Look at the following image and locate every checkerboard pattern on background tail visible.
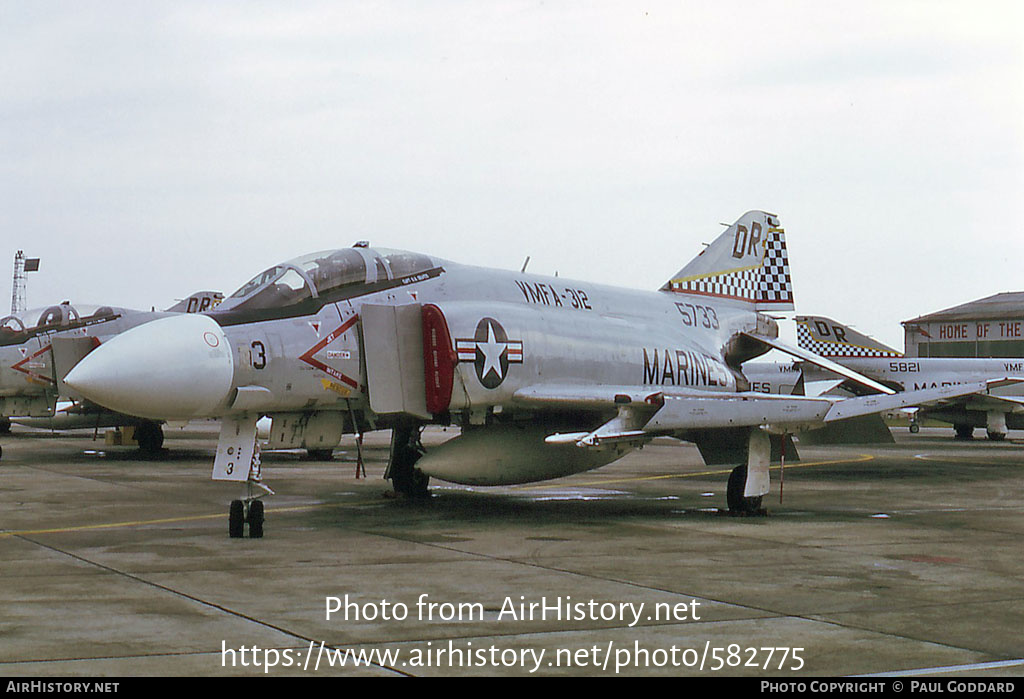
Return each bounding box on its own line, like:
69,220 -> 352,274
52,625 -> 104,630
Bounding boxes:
796,322 -> 902,358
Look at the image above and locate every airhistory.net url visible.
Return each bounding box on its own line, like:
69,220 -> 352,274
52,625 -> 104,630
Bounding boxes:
220,640 -> 806,674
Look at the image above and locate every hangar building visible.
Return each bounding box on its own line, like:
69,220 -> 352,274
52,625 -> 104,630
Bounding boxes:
902,291 -> 1024,358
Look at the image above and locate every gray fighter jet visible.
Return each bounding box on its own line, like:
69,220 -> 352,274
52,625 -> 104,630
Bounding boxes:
0,292 -> 222,451
795,315 -> 1024,440
60,212 -> 1008,537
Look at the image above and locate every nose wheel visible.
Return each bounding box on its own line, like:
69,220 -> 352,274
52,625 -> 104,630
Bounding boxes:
214,415 -> 272,538
229,480 -> 272,538
229,497 -> 265,538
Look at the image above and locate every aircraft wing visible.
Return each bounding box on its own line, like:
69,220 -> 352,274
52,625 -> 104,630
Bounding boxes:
958,386 -> 1024,413
640,384 -> 1000,430
518,384 -> 833,447
515,379 -> 1019,447
742,332 -> 896,395
820,380 -> 1010,422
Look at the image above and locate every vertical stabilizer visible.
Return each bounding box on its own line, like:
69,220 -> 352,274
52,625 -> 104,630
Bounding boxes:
166,290 -> 225,313
795,315 -> 903,358
661,210 -> 793,311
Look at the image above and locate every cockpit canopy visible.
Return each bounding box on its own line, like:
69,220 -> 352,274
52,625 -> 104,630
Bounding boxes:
0,303 -> 119,343
218,247 -> 437,313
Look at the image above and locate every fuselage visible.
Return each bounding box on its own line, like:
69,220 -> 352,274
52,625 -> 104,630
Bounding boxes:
834,357 -> 1024,395
207,253 -> 772,424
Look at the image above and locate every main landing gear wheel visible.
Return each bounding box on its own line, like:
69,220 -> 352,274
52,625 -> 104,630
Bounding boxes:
909,423 -> 920,433
726,464 -> 763,515
306,448 -> 334,461
392,467 -> 430,498
229,499 -> 265,538
954,424 -> 974,440
136,420 -> 164,454
0,417 -> 10,434
987,431 -> 1006,441
387,420 -> 430,498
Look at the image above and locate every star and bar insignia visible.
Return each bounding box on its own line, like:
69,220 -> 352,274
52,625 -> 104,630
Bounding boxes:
455,317 -> 523,389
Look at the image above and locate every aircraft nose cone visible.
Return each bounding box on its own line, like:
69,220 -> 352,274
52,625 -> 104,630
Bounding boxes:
64,314 -> 235,420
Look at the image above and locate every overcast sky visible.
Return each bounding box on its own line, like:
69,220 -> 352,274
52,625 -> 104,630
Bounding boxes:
2,1 -> 1022,349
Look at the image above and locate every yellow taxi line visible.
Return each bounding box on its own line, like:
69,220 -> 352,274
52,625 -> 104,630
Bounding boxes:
1,455 -> 876,537
0,502 -> 359,539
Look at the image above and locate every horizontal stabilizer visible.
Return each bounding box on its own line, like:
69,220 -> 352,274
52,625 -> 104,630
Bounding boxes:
743,332 -> 896,395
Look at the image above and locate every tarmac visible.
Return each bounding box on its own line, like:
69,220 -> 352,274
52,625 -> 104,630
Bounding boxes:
1,422 -> 1023,677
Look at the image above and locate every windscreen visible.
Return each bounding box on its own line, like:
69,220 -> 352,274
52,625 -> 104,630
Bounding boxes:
224,264 -> 315,312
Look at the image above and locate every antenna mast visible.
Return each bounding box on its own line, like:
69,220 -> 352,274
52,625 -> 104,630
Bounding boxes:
11,250 -> 25,314
11,251 -> 39,314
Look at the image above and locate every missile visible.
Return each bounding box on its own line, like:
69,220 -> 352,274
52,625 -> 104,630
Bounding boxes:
64,314 -> 234,420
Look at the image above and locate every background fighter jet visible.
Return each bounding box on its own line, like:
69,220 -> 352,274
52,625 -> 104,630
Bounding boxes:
0,292 -> 223,452
794,315 -> 1024,440
61,211 -> 1008,537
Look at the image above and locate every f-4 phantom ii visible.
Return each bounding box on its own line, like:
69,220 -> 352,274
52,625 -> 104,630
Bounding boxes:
0,292 -> 223,452
60,211 -> 1012,537
795,315 -> 1024,440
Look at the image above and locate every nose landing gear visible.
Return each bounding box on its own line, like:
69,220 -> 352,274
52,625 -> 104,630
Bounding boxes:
229,460 -> 273,539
